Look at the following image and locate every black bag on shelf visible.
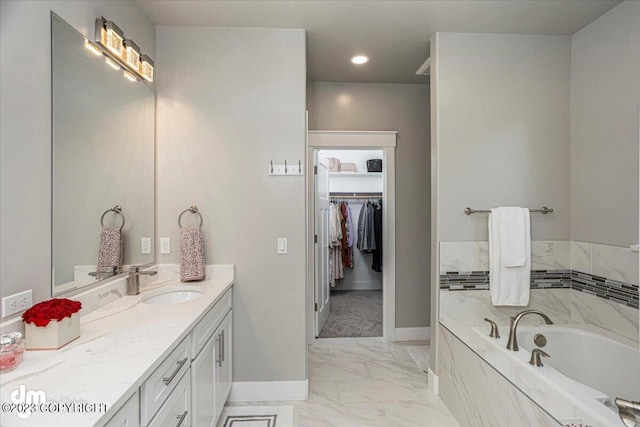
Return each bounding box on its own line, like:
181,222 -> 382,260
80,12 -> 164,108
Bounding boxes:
366,159 -> 382,172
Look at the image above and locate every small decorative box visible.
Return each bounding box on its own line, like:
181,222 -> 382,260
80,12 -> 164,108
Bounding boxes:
22,299 -> 82,350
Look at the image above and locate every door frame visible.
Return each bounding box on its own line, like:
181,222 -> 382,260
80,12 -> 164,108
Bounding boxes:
306,131 -> 397,345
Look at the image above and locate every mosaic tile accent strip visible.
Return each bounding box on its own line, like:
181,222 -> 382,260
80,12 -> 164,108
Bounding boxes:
439,270 -> 571,292
440,269 -> 639,309
571,270 -> 638,309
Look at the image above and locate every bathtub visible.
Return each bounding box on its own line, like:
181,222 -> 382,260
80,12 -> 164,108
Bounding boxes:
472,323 -> 640,426
516,325 -> 640,402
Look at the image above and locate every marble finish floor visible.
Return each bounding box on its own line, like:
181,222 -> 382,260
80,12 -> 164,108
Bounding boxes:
229,338 -> 460,426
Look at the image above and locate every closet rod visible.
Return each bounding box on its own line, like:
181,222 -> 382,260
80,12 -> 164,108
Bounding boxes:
330,192 -> 382,199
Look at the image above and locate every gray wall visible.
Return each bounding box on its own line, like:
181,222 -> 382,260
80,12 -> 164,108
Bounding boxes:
433,33 -> 571,242
156,27 -> 307,382
570,0 -> 640,247
307,82 -> 431,328
0,1 -> 155,308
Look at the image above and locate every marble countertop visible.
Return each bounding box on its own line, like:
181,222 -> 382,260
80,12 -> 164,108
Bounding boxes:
441,320 -> 627,427
0,265 -> 234,427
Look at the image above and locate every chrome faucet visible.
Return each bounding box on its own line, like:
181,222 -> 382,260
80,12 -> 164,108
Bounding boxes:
506,310 -> 553,351
127,266 -> 157,295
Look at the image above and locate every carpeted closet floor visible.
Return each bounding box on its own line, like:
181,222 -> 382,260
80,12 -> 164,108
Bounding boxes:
319,290 -> 382,338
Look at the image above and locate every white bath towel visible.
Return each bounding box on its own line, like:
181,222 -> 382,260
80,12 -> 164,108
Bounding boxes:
489,207 -> 531,306
498,207 -> 528,267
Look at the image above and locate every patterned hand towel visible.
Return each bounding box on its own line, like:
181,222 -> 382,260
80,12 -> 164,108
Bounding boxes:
97,226 -> 123,275
179,227 -> 205,282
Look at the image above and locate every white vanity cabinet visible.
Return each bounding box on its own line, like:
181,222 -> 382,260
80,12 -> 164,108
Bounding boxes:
191,289 -> 233,427
214,312 -> 232,414
103,391 -> 139,427
148,369 -> 191,427
99,285 -> 233,427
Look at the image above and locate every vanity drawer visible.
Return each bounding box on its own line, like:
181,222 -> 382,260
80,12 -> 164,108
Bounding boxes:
148,368 -> 191,427
192,288 -> 232,357
141,335 -> 191,425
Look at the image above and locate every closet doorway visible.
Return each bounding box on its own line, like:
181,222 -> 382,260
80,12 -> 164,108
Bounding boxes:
307,131 -> 397,343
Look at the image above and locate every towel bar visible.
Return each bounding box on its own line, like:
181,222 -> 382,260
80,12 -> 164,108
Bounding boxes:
100,205 -> 125,230
464,206 -> 553,216
178,205 -> 203,228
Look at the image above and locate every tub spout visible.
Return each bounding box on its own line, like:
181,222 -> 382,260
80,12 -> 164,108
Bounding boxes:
506,310 -> 553,351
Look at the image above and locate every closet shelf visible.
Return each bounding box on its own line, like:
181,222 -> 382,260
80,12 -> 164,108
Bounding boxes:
329,172 -> 382,177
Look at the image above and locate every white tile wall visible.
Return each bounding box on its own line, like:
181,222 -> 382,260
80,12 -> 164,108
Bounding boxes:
440,241 -> 573,273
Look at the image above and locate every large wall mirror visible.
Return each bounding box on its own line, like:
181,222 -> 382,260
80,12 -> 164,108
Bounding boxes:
52,13 -> 154,295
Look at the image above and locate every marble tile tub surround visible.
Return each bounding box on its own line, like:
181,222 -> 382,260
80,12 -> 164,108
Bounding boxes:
438,323 -> 626,427
0,265 -> 234,426
440,240 -> 639,286
439,240 -> 571,272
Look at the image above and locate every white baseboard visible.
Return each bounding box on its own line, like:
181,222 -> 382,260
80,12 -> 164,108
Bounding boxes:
428,368 -> 439,395
228,380 -> 308,402
395,327 -> 431,341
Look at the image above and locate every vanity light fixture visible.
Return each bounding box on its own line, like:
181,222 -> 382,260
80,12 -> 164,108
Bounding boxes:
105,57 -> 120,71
95,17 -> 154,84
123,39 -> 141,71
140,54 -> 154,82
351,55 -> 369,65
98,18 -> 124,58
84,39 -> 102,56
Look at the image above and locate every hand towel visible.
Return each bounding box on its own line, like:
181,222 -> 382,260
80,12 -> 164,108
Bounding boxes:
96,226 -> 123,274
179,227 -> 206,282
489,207 -> 531,306
497,207 -> 528,267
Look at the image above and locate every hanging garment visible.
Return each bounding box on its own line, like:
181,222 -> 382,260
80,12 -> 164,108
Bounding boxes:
345,203 -> 355,268
329,202 -> 344,286
364,202 -> 377,251
340,202 -> 353,269
372,200 -> 383,272
356,201 -> 366,250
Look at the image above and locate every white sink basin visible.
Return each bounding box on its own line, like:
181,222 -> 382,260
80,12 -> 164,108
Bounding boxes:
142,287 -> 203,305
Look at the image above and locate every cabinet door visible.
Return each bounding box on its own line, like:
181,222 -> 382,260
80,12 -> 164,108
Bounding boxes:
215,311 -> 233,415
103,391 -> 139,427
191,333 -> 216,427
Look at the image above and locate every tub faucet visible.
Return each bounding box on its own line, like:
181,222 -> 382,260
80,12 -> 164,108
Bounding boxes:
506,310 -> 553,351
127,266 -> 157,295
616,398 -> 640,427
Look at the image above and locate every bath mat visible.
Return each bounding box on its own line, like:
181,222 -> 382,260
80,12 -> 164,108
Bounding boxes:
406,345 -> 430,373
217,406 -> 294,427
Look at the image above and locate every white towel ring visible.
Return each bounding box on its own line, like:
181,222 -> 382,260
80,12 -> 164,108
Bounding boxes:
178,205 -> 203,228
100,205 -> 125,231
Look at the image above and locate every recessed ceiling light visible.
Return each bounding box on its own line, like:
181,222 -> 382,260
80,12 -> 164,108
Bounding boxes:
351,55 -> 369,65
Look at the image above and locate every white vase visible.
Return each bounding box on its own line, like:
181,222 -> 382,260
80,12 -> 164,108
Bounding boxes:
25,313 -> 80,350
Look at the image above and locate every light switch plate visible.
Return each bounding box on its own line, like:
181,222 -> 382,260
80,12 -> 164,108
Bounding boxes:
2,289 -> 33,318
141,237 -> 152,254
277,237 -> 288,254
160,238 -> 171,254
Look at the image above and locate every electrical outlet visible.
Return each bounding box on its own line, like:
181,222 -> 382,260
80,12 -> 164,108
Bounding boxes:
160,238 -> 171,254
141,237 -> 152,254
2,289 -> 33,318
